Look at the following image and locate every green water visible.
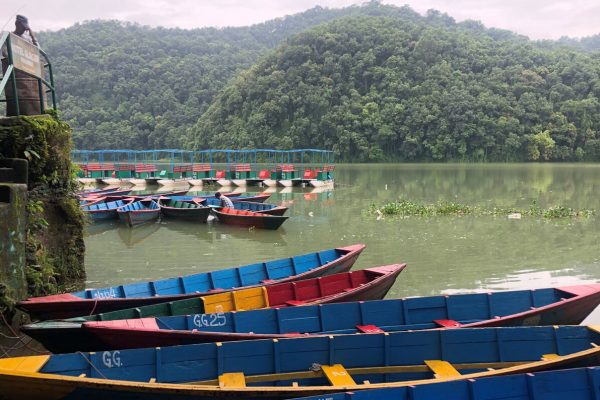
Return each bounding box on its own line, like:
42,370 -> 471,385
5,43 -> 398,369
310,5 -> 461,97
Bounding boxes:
84,163 -> 600,321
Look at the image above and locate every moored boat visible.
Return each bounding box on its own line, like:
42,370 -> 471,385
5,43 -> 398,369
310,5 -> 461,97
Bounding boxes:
291,366 -> 600,400
203,198 -> 288,215
116,199 -> 161,227
24,264 -> 404,353
5,325 -> 600,400
81,197 -> 135,221
77,185 -> 120,196
158,198 -> 211,222
213,207 -> 288,229
17,244 -> 366,319
75,283 -> 600,351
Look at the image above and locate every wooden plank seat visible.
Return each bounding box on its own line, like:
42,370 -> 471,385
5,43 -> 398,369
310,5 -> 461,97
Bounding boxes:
232,163 -> 252,172
135,164 -> 157,173
218,372 -> 246,388
425,360 -> 461,378
173,165 -> 193,173
321,364 -> 356,386
86,163 -> 115,171
192,163 -> 212,172
356,325 -> 385,334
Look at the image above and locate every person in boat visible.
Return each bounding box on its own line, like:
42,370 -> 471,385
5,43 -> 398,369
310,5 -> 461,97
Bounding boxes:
1,15 -> 42,116
215,191 -> 234,208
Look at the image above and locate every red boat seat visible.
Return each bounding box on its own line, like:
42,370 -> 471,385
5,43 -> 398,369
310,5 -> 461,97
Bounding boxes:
356,325 -> 384,334
433,319 -> 462,328
285,300 -> 306,306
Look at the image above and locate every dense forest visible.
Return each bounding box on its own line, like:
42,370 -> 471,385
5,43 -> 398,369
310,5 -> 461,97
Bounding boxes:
34,2 -> 600,161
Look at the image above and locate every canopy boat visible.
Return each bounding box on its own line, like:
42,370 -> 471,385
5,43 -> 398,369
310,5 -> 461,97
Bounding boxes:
158,198 -> 211,222
203,199 -> 288,216
117,199 -> 161,227
81,197 -> 135,221
5,325 -> 600,400
76,284 -> 600,351
17,244 -> 366,320
23,263 -> 403,353
213,207 -> 288,230
291,366 -> 600,400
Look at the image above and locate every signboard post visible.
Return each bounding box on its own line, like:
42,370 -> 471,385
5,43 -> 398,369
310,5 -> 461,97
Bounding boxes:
9,32 -> 42,78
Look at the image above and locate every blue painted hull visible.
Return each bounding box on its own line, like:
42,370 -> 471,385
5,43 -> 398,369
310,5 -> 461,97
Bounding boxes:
4,326 -> 600,400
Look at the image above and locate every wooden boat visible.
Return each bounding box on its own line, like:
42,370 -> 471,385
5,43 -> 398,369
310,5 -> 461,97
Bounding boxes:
23,264 -> 404,353
117,199 -> 161,227
171,193 -> 269,203
213,207 -> 288,229
77,185 -> 120,196
77,283 -> 600,351
5,325 -> 600,400
81,197 -> 135,221
291,366 -> 600,400
17,244 -> 366,320
78,188 -> 133,200
158,198 -> 211,222
203,198 -> 288,215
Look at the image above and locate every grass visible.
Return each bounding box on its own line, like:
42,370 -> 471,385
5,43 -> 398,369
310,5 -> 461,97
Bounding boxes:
367,200 -> 595,219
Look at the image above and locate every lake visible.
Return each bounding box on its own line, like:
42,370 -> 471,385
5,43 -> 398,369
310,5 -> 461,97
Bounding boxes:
84,163 -> 600,321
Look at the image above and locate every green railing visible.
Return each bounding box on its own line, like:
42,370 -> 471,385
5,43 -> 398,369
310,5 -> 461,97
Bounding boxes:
0,31 -> 56,115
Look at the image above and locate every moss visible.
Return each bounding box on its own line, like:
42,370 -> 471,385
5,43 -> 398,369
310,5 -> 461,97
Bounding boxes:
0,114 -> 85,306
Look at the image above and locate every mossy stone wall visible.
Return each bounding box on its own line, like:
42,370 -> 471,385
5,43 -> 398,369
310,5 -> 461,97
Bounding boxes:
0,114 -> 85,318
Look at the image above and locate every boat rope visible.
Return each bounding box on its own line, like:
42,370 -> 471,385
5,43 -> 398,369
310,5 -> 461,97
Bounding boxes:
77,351 -> 108,379
0,312 -> 48,355
88,297 -> 100,316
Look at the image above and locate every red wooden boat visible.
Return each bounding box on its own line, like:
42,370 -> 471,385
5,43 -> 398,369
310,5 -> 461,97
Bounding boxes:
74,264 -> 407,351
213,207 -> 288,229
17,244 -> 366,320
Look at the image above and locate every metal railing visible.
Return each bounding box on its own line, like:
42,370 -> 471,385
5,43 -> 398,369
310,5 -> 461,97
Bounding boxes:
0,31 -> 56,115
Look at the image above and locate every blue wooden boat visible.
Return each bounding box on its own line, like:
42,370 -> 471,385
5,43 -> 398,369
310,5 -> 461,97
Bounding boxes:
17,244 -> 366,319
80,284 -> 600,350
291,366 -> 600,400
117,199 -> 160,227
76,185 -> 120,196
3,325 -> 600,399
81,197 -> 135,221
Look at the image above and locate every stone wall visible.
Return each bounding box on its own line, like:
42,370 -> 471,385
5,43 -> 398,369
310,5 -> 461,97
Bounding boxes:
0,114 -> 85,320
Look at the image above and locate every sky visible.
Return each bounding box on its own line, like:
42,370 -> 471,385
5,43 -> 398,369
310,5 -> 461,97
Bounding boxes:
2,0 -> 600,40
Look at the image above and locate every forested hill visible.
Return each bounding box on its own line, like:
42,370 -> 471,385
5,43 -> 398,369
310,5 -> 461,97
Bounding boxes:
39,3 -> 600,161
192,14 -> 600,162
38,3 -> 428,150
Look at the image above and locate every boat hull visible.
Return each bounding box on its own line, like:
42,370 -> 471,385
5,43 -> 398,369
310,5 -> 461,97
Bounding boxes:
213,210 -> 288,229
5,326 -> 600,400
160,206 -> 210,222
126,178 -> 147,186
187,179 -> 204,186
18,244 -> 366,319
118,209 -> 160,227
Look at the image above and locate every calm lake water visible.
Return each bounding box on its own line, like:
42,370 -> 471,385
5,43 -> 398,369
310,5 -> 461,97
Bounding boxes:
84,163 -> 600,322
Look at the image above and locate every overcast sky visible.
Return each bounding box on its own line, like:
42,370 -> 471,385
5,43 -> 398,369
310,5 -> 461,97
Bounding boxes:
2,0 -> 599,40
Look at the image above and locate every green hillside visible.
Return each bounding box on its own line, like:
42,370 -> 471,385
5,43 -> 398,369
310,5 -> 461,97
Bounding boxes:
191,14 -> 600,161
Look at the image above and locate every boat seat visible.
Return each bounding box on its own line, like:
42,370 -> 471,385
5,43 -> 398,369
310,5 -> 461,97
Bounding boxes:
542,353 -> 560,360
218,372 -> 246,388
433,319 -> 462,328
321,364 -> 356,386
285,300 -> 307,306
424,360 -> 461,378
356,325 -> 384,334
